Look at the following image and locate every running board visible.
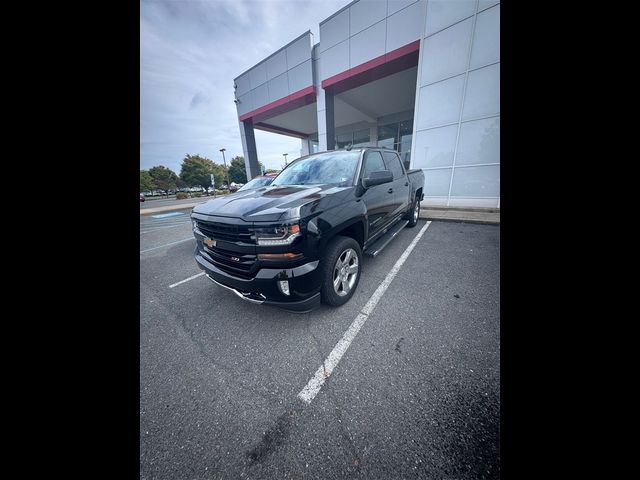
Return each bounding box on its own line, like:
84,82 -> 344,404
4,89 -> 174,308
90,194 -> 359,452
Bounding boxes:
364,220 -> 409,257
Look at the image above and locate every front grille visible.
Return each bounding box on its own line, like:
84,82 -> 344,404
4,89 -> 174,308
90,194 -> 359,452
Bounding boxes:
202,246 -> 257,280
195,220 -> 254,244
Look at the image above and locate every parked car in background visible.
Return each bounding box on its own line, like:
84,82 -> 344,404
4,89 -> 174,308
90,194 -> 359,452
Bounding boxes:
237,175 -> 276,192
140,194 -> 145,202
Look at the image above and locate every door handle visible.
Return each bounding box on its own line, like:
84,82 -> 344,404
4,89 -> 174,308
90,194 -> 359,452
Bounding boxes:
404,182 -> 409,186
388,188 -> 393,194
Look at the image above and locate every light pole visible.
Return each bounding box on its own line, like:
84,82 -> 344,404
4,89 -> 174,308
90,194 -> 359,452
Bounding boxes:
220,148 -> 231,191
283,153 -> 288,166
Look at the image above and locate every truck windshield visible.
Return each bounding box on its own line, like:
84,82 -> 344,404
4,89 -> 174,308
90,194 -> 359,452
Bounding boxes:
271,151 -> 360,186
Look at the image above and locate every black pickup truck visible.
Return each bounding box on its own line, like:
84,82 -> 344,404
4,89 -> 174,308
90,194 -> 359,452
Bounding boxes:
191,147 -> 425,312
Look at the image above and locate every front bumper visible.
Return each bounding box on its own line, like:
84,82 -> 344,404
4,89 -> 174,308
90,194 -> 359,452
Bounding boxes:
195,249 -> 322,312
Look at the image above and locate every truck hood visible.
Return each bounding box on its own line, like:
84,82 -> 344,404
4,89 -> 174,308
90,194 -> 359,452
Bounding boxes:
192,184 -> 348,222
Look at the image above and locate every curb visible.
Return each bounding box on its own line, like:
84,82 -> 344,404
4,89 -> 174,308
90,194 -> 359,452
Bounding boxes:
419,208 -> 500,225
140,202 -> 204,215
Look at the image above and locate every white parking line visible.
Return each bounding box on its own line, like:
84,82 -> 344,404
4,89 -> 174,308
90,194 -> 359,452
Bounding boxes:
140,222 -> 192,235
169,272 -> 205,288
151,212 -> 185,219
140,237 -> 194,254
297,221 -> 432,404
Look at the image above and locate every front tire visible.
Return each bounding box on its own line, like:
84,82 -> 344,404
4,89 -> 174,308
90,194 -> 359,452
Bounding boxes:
320,236 -> 362,307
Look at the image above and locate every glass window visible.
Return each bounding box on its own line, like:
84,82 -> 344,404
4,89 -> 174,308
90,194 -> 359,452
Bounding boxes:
336,132 -> 352,149
271,151 -> 360,186
399,150 -> 411,167
238,176 -> 274,191
353,129 -> 370,147
309,134 -> 319,154
362,151 -> 386,178
382,151 -> 403,179
377,124 -> 397,149
399,119 -> 413,153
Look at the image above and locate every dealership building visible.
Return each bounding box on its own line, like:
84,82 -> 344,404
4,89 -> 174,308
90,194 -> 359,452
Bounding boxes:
234,0 -> 499,208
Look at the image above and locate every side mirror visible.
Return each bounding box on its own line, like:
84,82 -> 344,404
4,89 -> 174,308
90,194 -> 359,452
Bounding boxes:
362,170 -> 393,188
403,159 -> 410,170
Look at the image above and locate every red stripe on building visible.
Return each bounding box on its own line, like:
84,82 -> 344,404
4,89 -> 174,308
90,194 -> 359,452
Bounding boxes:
239,85 -> 316,122
321,40 -> 421,90
254,122 -> 309,138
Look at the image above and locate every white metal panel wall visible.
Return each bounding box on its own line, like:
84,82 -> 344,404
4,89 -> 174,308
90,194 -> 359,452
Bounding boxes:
286,35 -> 312,69
236,92 -> 253,117
288,59 -> 313,93
235,74 -> 251,96
318,0 -> 424,82
388,0 -> 419,16
249,62 -> 267,89
251,83 -> 269,109
420,17 -> 473,84
386,1 -> 424,52
266,50 -> 287,80
319,8 -> 350,52
234,32 -> 313,118
411,1 -> 500,208
350,20 -> 386,67
425,0 -> 476,36
478,0 -> 499,11
350,0 -> 387,36
320,40 -> 350,79
268,73 -> 289,103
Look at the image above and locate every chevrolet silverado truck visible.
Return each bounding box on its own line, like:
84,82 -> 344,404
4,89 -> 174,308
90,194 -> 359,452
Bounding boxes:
191,147 -> 425,312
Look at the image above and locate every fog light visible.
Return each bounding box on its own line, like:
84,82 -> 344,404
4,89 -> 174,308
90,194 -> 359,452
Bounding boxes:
278,280 -> 290,296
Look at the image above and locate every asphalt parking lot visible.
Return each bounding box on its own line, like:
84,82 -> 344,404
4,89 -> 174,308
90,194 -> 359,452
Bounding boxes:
140,210 -> 500,479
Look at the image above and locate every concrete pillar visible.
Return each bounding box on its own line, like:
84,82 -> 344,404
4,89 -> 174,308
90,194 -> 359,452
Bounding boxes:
300,137 -> 310,157
325,90 -> 335,150
241,119 -> 261,180
315,88 -> 327,151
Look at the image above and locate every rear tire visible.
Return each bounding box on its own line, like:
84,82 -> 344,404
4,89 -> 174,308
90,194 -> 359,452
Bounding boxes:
320,236 -> 362,307
406,194 -> 421,228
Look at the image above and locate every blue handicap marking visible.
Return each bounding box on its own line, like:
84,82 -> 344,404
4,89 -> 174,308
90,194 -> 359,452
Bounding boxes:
151,212 -> 185,219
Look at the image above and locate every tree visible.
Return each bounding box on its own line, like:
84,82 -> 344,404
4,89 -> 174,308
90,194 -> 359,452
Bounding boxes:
211,162 -> 228,188
140,170 -> 154,193
148,165 -> 178,196
228,156 -> 264,183
179,154 -> 225,189
228,156 -> 247,184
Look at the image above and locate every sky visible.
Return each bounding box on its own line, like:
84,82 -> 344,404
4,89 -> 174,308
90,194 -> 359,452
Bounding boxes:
140,0 -> 350,175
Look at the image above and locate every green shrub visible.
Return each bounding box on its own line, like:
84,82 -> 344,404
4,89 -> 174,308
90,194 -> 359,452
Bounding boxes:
193,192 -> 202,198
176,192 -> 188,200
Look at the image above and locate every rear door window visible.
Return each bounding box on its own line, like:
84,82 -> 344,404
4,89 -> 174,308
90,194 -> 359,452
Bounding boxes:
382,151 -> 404,179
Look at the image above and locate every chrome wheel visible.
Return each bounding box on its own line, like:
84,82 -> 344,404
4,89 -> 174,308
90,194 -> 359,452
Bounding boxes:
333,248 -> 359,296
413,199 -> 420,222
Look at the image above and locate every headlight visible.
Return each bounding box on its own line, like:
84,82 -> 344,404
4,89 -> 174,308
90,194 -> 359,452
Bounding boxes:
191,218 -> 198,230
254,224 -> 301,246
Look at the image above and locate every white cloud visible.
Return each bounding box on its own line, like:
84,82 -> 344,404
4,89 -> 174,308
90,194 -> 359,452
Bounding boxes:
140,0 -> 349,175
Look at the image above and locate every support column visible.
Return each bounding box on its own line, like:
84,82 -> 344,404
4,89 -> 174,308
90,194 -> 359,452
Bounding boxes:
300,137 -> 310,157
325,89 -> 335,151
241,119 -> 261,180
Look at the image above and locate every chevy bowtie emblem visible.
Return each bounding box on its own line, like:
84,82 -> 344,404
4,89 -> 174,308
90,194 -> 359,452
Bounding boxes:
230,256 -> 240,262
203,237 -> 216,248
